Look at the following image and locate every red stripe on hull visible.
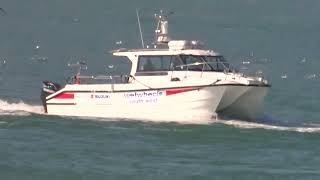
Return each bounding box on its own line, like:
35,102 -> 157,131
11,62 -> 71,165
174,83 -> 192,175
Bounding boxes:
54,93 -> 74,99
166,88 -> 195,96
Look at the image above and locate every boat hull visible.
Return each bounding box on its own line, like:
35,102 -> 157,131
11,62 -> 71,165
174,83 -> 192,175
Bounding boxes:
43,84 -> 268,122
216,85 -> 269,120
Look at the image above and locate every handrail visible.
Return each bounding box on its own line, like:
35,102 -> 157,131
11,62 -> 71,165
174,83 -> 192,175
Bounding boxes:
174,61 -> 232,72
170,61 -> 241,81
68,74 -> 130,84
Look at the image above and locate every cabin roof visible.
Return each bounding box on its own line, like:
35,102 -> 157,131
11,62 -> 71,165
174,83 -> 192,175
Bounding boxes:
112,48 -> 220,57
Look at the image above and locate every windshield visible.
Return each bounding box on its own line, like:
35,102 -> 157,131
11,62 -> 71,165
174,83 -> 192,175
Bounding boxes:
136,55 -> 231,72
180,55 -> 231,72
204,56 -> 230,72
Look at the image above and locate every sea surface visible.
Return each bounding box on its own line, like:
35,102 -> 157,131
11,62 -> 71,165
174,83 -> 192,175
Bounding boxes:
1,0 -> 320,179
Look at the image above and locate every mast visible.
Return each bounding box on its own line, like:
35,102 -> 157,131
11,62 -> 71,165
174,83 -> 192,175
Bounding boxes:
136,9 -> 145,48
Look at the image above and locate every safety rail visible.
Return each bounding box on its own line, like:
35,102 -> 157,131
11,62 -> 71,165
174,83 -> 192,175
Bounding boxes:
174,61 -> 233,72
171,61 -> 236,78
69,75 -> 130,84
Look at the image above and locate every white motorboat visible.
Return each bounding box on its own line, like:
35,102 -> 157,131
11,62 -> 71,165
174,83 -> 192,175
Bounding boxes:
41,11 -> 270,121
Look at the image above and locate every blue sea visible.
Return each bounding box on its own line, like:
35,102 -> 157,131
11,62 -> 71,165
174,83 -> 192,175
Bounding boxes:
1,0 -> 320,179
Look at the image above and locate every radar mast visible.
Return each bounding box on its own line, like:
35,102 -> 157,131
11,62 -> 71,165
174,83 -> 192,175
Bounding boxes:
154,10 -> 173,45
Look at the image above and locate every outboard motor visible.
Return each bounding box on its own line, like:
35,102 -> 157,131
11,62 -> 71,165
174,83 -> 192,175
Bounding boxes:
41,81 -> 61,113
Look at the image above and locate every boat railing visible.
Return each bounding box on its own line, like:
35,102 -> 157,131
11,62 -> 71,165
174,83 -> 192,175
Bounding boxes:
175,61 -> 233,72
172,61 -> 235,77
167,61 -> 249,82
69,74 -> 130,84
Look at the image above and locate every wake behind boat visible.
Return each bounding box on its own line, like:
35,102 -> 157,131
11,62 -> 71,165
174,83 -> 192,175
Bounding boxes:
41,11 -> 270,121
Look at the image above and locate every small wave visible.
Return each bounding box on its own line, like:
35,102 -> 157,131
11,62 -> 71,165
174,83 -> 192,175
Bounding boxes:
74,115 -> 320,133
216,120 -> 320,133
0,99 -> 44,116
75,115 -> 213,125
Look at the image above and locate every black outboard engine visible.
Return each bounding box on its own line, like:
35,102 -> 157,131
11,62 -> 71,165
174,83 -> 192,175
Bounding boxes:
41,81 -> 61,113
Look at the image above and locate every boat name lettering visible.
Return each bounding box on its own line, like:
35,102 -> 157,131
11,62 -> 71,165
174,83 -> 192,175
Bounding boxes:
91,94 -> 110,99
124,91 -> 163,98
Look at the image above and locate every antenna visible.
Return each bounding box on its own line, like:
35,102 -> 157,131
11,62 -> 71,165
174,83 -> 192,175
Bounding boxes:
154,10 -> 173,45
136,9 -> 145,48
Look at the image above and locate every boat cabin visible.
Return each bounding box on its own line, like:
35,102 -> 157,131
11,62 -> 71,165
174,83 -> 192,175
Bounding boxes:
112,40 -> 232,77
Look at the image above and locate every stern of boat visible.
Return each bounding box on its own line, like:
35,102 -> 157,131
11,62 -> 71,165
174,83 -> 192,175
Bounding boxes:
41,81 -> 61,113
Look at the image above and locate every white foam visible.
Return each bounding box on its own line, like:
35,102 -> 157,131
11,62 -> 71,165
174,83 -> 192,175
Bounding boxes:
216,119 -> 320,133
79,116 -> 320,133
72,114 -> 213,125
0,99 -> 44,116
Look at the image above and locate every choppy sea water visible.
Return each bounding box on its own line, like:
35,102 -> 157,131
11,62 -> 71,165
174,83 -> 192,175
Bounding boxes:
1,0 -> 320,179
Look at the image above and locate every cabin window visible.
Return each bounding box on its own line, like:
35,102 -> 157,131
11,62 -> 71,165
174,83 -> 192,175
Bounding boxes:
136,55 -> 230,72
180,55 -> 205,71
205,56 -> 230,72
137,55 -> 183,72
170,56 -> 186,70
